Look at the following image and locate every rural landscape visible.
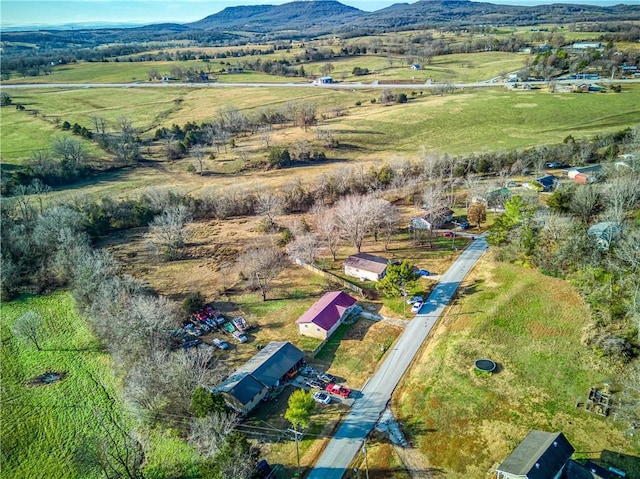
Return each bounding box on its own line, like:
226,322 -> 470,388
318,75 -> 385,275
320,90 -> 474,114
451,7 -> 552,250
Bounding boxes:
2,0 -> 640,478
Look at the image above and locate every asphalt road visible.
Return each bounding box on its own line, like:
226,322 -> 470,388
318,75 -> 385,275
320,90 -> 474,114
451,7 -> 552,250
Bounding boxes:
2,78 -> 639,90
307,237 -> 489,479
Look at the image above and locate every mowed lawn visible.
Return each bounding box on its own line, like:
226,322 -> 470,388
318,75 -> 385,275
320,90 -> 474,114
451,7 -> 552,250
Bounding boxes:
392,259 -> 640,478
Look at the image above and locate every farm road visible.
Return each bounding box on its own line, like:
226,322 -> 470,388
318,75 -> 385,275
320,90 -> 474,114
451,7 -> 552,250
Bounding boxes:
307,237 -> 489,479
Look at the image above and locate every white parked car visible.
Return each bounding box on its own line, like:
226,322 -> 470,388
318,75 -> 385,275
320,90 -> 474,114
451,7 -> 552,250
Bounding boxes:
313,392 -> 331,404
411,301 -> 423,314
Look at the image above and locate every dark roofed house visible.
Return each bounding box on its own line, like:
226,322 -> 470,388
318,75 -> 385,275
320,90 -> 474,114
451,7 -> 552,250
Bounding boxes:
214,341 -> 304,414
411,206 -> 455,230
525,175 -> 557,192
344,253 -> 389,282
296,291 -> 358,340
497,430 -> 574,479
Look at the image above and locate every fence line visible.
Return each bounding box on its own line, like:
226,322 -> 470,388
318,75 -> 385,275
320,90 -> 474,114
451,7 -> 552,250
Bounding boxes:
295,259 -> 366,298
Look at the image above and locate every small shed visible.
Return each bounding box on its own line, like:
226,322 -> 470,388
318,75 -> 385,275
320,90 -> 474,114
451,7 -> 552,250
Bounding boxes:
296,291 -> 358,340
314,76 -> 333,85
344,253 -> 389,282
497,430 -> 575,479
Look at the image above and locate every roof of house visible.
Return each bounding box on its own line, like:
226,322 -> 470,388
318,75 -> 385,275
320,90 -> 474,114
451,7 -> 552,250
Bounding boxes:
535,175 -> 557,187
567,165 -> 603,174
215,341 -> 304,406
344,253 -> 389,275
587,222 -> 622,240
296,291 -> 357,331
497,431 -> 575,479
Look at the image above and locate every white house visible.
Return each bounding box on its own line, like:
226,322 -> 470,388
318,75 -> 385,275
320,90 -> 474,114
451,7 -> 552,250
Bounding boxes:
344,253 -> 389,282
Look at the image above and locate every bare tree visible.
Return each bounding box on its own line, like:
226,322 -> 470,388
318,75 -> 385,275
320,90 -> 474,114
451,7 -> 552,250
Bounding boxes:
254,190 -> 285,231
12,311 -> 44,351
147,205 -> 191,260
191,145 -> 206,175
89,114 -> 108,139
238,244 -> 286,301
570,185 -> 602,224
334,195 -> 377,253
51,136 -> 87,170
313,205 -> 341,261
90,409 -> 145,479
286,233 -> 320,264
258,125 -> 272,148
296,102 -> 317,131
189,412 -> 240,459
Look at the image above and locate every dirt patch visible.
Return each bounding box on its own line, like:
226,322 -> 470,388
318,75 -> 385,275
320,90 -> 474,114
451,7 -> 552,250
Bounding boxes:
28,371 -> 67,386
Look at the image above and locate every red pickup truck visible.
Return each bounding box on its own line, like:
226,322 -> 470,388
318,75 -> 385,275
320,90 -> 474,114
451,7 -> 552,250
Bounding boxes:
326,383 -> 351,398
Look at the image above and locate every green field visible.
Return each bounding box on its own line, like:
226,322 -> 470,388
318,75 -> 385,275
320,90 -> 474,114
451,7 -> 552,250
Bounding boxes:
1,292 -> 125,479
393,260 -> 640,478
0,292 -> 201,479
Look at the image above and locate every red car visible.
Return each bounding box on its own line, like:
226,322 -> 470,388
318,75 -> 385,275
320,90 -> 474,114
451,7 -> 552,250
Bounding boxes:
326,383 -> 351,398
442,231 -> 456,237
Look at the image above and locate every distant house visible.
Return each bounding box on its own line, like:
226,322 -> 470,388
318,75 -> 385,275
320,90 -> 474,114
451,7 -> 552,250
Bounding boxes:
524,175 -> 557,192
227,67 -> 244,73
214,341 -> 304,414
410,64 -> 421,70
566,165 -> 602,184
587,222 -> 622,251
296,291 -> 358,340
344,253 -> 389,282
314,76 -> 333,85
411,206 -> 455,230
473,187 -> 513,211
496,430 -> 574,479
572,42 -> 603,50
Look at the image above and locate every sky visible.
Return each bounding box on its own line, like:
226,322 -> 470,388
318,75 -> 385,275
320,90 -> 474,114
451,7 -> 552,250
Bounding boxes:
1,0 -> 638,29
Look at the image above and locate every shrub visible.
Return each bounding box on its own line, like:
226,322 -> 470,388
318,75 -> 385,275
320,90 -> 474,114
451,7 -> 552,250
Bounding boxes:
183,291 -> 206,315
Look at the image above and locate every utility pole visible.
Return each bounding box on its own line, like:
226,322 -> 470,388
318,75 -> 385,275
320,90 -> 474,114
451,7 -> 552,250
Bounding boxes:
363,439 -> 370,479
288,428 -> 303,477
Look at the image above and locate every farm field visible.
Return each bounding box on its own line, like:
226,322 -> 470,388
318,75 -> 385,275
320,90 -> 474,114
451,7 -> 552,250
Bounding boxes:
389,257 -> 640,479
3,84 -> 639,200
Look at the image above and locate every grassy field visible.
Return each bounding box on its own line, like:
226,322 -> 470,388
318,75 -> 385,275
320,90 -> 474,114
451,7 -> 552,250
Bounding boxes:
392,257 -> 640,478
1,292 -> 127,479
3,83 -> 638,175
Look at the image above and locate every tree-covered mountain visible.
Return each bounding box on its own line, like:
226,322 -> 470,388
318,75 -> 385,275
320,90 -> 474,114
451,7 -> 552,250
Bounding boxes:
188,0 -> 364,34
2,0 -> 640,47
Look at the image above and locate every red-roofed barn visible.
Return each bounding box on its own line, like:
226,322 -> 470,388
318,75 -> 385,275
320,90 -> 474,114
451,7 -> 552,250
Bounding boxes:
296,291 -> 358,340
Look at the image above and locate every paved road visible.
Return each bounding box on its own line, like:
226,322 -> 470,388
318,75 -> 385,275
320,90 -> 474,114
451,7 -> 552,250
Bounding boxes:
2,78 -> 639,90
307,237 -> 488,479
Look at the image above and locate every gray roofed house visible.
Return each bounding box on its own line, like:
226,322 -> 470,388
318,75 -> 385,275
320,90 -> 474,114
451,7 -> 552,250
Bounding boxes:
497,430 -> 575,479
587,222 -> 622,251
214,341 -> 305,414
344,253 -> 389,282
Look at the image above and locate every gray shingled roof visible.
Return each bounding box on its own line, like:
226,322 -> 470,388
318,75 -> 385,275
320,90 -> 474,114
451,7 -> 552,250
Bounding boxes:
344,253 -> 388,275
215,341 -> 304,407
498,431 -> 574,479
